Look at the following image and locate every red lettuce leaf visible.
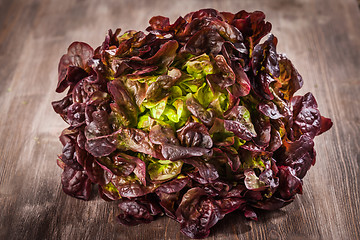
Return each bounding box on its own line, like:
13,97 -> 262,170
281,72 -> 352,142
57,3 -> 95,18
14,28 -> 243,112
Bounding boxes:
61,166 -> 92,200
57,42 -> 94,93
117,195 -> 163,226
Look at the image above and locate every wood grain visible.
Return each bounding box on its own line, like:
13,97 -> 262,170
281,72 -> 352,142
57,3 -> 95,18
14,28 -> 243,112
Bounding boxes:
0,0 -> 359,239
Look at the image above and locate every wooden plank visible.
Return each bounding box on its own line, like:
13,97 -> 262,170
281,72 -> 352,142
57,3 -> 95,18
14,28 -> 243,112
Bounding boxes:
0,0 -> 359,239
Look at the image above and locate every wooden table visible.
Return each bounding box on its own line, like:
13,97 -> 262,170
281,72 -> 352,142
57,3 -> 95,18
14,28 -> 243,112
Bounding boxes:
1,0 -> 359,239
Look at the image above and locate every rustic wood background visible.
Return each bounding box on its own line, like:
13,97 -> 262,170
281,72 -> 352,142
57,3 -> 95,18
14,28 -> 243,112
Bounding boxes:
1,0 -> 359,239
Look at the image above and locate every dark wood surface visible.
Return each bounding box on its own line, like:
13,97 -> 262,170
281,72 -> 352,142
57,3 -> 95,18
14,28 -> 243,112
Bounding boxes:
1,0 -> 359,239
